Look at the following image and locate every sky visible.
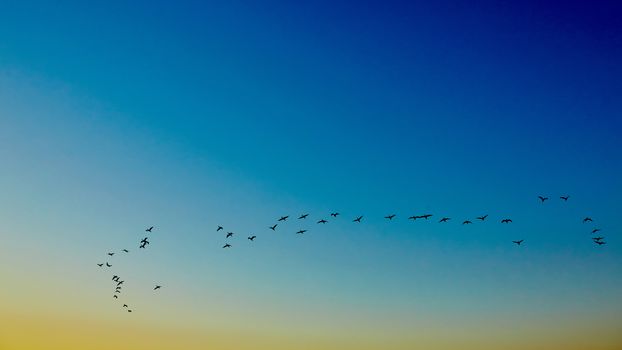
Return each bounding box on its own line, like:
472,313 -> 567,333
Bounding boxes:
0,1 -> 621,349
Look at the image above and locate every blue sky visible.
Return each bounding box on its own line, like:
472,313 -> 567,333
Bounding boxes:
1,1 -> 621,349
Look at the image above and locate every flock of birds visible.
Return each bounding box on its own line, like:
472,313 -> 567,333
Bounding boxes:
98,195 -> 608,313
97,226 -> 161,313
216,195 -> 607,249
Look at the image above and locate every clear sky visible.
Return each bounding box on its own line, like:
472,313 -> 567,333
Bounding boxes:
1,1 -> 621,349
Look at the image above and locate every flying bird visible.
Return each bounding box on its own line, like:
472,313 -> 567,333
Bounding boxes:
127,310 -> 132,313
107,252 -> 114,256
145,226 -> 153,232
594,240 -> 606,245
512,240 -> 524,246
501,219 -> 512,224
112,275 -> 119,281
217,226 -> 223,231
538,196 -> 549,203
106,263 -> 112,267
269,224 -> 278,231
115,290 -> 121,293
592,228 -> 601,234
560,195 -> 569,201
248,236 -> 256,241
226,232 -> 234,238
317,219 -> 328,224
408,215 -> 418,220
353,216 -> 363,223
154,285 -> 161,290
123,304 -> 128,308
117,281 -> 124,286
462,220 -> 472,225
476,215 -> 488,221
583,217 -> 593,223
278,216 -> 289,222
439,217 -> 450,223
113,295 -> 118,299
298,214 -> 309,219
122,249 -> 129,253
592,237 -> 604,242
223,244 -> 232,248
384,214 -> 396,220
97,263 -> 103,267
330,212 -> 340,217
296,230 -> 307,234
420,214 -> 433,220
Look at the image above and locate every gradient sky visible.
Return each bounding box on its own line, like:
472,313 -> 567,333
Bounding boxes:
1,1 -> 621,349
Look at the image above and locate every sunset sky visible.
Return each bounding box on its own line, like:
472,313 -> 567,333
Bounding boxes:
1,1 -> 621,349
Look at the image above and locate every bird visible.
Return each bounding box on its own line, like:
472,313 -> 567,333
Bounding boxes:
139,237 -> 150,248
116,286 -> 122,290
408,215 -> 418,220
298,214 -> 309,219
117,281 -> 124,286
317,219 -> 328,224
353,216 -> 363,223
123,304 -> 128,308
223,244 -> 231,248
385,214 -> 396,220
278,216 -> 289,222
107,252 -> 114,256
122,249 -> 129,253
226,232 -> 234,238
512,240 -> 524,246
501,219 -> 512,224
269,224 -> 278,231
146,226 -> 153,232
476,215 -> 488,221
462,220 -> 472,225
439,217 -> 450,223
594,241 -> 606,246
154,285 -> 161,290
560,195 -> 569,201
592,228 -> 601,234
583,217 -> 593,223
106,263 -> 112,267
139,242 -> 147,249
420,214 -> 433,220
296,229 -> 307,234
592,237 -> 604,242
538,196 -> 549,203
112,275 -> 119,281
330,212 -> 340,217
217,226 -> 223,231
97,263 -> 103,267
113,295 -> 118,299
115,290 -> 121,294
127,310 -> 132,313
248,236 -> 256,241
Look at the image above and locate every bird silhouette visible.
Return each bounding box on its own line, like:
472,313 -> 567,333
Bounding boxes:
269,224 -> 278,231
278,216 -> 289,222
296,229 -> 307,234
122,249 -> 129,253
248,236 -> 256,241
127,309 -> 132,313
330,212 -> 340,217
107,252 -> 114,256
583,217 -> 593,223
117,281 -> 124,286
146,226 -> 153,232
112,275 -> 119,281
97,263 -> 103,267
385,214 -> 396,220
353,216 -> 363,223
226,232 -> 234,238
592,237 -> 604,241
115,290 -> 121,293
462,220 -> 472,225
408,215 -> 418,220
217,226 -> 223,231
439,217 -> 450,223
538,196 -> 549,203
113,295 -> 118,299
420,214 -> 433,220
154,285 -> 161,290
560,195 -> 569,201
594,241 -> 606,245
116,286 -> 122,290
223,244 -> 232,248
123,304 -> 128,308
592,228 -> 601,233
106,263 -> 112,267
512,240 -> 524,246
476,215 -> 488,221
298,214 -> 309,219
317,219 -> 328,224
501,219 -> 512,224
